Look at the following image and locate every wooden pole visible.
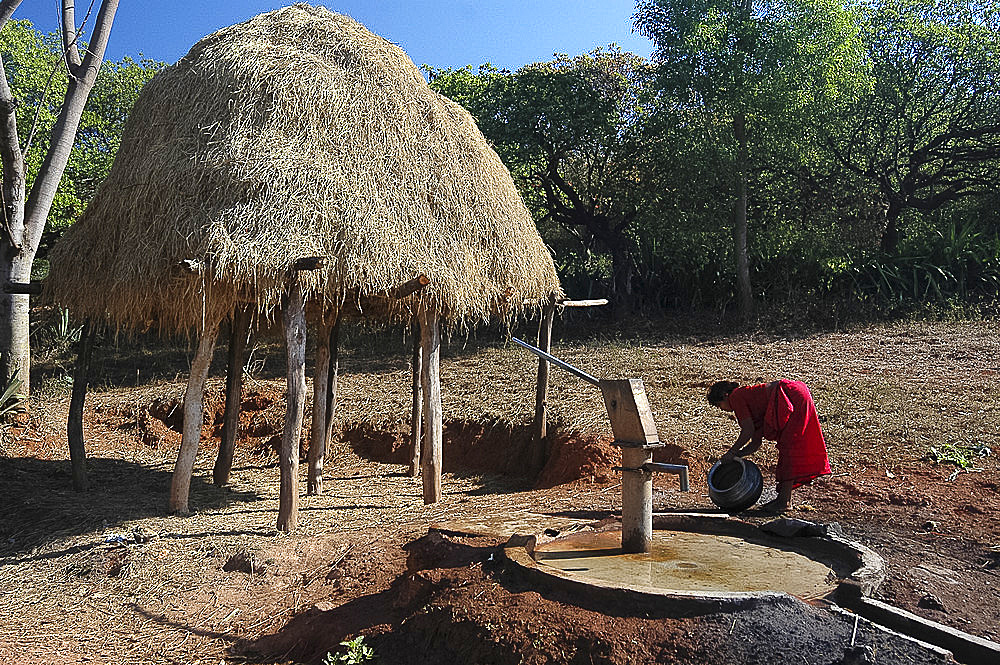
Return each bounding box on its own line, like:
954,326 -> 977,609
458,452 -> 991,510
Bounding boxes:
213,306 -> 251,487
531,293 -> 557,475
169,321 -> 220,515
389,274 -> 430,299
322,315 -> 340,458
408,317 -> 422,477
277,279 -> 307,532
420,307 -> 442,504
520,298 -> 608,308
308,320 -> 332,495
67,319 -> 95,492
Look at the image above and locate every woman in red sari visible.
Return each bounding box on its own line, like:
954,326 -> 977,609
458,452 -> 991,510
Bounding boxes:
707,380 -> 831,513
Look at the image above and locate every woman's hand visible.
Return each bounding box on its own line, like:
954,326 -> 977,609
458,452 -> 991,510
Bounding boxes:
722,417 -> 756,463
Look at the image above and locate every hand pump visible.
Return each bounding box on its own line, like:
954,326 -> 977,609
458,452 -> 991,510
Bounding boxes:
512,338 -> 689,553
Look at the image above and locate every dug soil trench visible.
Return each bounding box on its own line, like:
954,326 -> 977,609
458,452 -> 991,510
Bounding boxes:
1,319 -> 997,664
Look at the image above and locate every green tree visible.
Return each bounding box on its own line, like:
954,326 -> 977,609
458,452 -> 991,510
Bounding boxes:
1,0 -> 120,396
430,48 -> 675,312
825,0 -> 1000,254
634,0 -> 867,318
1,20 -> 160,269
37,55 -> 161,263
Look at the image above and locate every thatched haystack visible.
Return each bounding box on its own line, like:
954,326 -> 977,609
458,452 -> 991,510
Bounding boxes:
47,3 -> 560,331
48,3 -> 564,525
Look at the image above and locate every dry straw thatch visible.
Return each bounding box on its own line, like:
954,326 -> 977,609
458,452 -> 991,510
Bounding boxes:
47,3 -> 560,333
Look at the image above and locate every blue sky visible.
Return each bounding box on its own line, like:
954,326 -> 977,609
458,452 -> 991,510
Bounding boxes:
12,1 -> 653,71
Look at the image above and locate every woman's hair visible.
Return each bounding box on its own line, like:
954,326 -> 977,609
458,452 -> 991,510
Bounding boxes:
707,381 -> 740,405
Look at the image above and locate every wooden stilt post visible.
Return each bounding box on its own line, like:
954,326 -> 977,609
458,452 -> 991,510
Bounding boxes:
309,319 -> 332,495
277,279 -> 307,532
213,306 -> 251,486
420,307 -> 442,504
408,317 -> 422,477
322,314 -> 340,458
68,319 -> 95,492
531,293 -> 557,476
169,321 -> 221,515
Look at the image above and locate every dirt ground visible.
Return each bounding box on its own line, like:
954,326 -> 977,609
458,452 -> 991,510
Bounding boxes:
1,316 -> 998,664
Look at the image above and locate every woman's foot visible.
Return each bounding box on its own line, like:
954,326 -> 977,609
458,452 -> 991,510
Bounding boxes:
759,499 -> 789,514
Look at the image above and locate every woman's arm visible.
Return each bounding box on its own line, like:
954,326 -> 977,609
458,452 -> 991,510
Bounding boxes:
722,417 -> 758,461
736,434 -> 763,457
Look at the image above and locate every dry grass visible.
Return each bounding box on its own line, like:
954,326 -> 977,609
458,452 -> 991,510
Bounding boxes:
311,316 -> 999,472
46,3 -> 560,335
1,317 -> 997,664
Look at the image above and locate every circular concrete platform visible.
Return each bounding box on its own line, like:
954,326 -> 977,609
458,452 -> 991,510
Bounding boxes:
503,514 -> 885,612
535,528 -> 836,600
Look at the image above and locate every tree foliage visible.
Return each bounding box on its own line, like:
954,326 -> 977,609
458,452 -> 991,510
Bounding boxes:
429,48 -> 675,310
3,0 -> 997,349
825,0 -> 1000,253
0,19 -> 161,264
633,0 -> 869,316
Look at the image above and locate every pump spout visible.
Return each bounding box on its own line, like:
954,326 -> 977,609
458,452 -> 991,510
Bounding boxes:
642,462 -> 690,492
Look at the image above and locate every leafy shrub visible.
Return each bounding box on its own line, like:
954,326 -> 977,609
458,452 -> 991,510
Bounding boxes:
846,222 -> 1000,307
926,443 -> 992,469
0,368 -> 26,419
323,636 -> 376,665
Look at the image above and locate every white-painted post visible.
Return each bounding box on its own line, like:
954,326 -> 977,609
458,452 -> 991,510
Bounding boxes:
308,321 -> 331,496
420,307 -> 442,504
169,321 -> 221,515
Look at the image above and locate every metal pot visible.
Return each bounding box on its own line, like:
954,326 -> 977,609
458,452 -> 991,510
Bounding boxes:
707,457 -> 764,513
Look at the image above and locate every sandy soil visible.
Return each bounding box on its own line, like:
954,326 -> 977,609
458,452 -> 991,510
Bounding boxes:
1,317 -> 997,664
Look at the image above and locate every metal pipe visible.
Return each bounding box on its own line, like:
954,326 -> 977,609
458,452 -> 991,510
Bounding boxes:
511,337 -> 601,387
642,462 -> 690,492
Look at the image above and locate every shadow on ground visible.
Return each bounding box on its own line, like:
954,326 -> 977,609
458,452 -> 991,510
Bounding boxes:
0,456 -> 261,561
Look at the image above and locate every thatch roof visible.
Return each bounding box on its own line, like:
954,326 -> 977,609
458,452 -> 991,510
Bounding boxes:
47,3 -> 560,333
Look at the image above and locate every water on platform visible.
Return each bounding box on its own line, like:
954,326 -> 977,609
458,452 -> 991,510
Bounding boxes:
534,529 -> 837,600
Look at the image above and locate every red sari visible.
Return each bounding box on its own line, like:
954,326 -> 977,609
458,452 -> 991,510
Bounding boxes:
729,381 -> 831,488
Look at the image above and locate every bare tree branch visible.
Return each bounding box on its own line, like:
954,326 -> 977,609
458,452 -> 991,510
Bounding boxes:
61,0 -> 83,69
24,0 -> 119,254
0,0 -> 25,30
0,56 -> 24,252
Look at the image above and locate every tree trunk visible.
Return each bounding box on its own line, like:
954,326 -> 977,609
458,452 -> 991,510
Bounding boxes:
213,307 -> 250,487
609,242 -> 634,318
733,113 -> 754,320
277,280 -> 306,532
880,199 -> 903,254
0,0 -> 120,396
67,320 -> 95,492
0,259 -> 30,394
308,321 -> 331,495
408,318 -> 422,477
531,294 -> 557,477
420,307 -> 442,504
0,43 -> 26,392
169,321 -> 220,515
